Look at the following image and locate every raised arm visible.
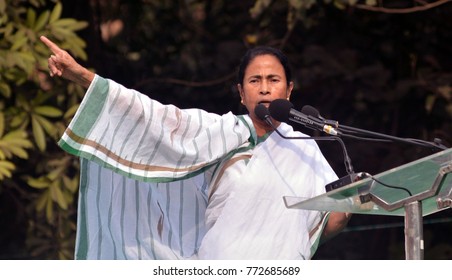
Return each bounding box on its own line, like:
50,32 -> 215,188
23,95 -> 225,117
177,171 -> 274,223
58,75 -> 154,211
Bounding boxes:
40,36 -> 95,88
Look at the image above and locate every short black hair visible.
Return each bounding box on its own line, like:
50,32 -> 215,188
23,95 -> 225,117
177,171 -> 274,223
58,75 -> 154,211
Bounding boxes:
237,46 -> 292,86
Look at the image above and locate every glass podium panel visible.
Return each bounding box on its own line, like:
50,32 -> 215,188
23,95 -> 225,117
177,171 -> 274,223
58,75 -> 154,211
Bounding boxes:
284,148 -> 452,216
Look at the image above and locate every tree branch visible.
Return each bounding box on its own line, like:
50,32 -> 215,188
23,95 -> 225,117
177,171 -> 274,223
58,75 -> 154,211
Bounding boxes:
134,71 -> 236,89
355,0 -> 452,14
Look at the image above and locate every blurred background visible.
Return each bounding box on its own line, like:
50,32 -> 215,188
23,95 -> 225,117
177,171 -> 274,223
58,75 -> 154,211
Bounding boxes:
0,0 -> 451,259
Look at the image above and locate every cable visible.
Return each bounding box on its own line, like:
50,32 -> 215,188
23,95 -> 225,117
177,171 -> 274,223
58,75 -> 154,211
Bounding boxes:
264,112 -> 355,175
370,176 -> 413,197
358,171 -> 413,197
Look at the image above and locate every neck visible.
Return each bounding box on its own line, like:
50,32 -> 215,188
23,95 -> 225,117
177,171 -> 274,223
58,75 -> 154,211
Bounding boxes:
253,118 -> 280,137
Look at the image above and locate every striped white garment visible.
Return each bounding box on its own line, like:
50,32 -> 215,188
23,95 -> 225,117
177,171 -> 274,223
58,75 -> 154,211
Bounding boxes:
59,75 -> 338,259
75,159 -> 207,259
199,122 -> 338,259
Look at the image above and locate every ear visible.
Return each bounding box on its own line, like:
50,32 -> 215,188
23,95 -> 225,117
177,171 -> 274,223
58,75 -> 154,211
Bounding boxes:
286,81 -> 294,100
237,84 -> 245,100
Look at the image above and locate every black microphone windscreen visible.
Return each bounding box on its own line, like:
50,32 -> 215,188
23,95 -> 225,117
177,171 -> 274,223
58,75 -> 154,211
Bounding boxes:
301,105 -> 320,117
268,99 -> 293,122
254,104 -> 270,121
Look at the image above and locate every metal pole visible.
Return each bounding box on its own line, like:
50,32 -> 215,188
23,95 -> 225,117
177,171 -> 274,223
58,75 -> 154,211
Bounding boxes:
404,201 -> 424,260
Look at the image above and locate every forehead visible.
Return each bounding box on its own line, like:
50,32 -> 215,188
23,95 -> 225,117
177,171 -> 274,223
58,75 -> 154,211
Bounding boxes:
244,54 -> 285,77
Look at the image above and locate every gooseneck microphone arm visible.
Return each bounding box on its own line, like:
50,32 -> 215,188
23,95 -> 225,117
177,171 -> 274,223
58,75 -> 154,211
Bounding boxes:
337,123 -> 447,150
305,105 -> 445,149
278,101 -> 448,151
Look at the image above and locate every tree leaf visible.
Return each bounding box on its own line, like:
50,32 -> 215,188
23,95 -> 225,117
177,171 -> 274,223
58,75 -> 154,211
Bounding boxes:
47,166 -> 65,181
63,175 -> 78,193
51,18 -> 79,27
28,177 -> 51,189
10,36 -> 28,51
0,81 -> 11,98
26,8 -> 36,28
50,180 -> 68,210
31,115 -> 46,151
45,192 -> 54,222
66,41 -> 87,60
1,22 -> 14,37
66,21 -> 89,32
36,191 -> 49,212
33,114 -> 57,138
51,26 -> 74,40
4,145 -> 29,159
0,129 -> 32,159
49,2 -> 62,24
34,10 -> 50,32
34,106 -> 63,117
10,112 -> 28,128
67,35 -> 87,49
0,112 -> 4,138
0,159 -> 15,180
2,129 -> 31,143
63,104 -> 80,119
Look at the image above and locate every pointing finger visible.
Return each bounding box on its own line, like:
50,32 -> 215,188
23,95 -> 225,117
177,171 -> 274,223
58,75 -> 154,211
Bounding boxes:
40,36 -> 63,55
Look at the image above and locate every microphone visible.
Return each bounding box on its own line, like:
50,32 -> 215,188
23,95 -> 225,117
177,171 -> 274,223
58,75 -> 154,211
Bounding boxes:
301,105 -> 338,129
255,103 -> 327,140
268,99 -> 340,136
254,103 -> 272,126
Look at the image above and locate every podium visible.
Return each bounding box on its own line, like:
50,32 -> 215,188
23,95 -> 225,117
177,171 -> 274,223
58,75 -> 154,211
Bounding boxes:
284,148 -> 452,260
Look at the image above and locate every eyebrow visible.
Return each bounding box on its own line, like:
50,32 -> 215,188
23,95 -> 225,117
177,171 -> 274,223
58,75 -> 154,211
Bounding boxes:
247,74 -> 282,80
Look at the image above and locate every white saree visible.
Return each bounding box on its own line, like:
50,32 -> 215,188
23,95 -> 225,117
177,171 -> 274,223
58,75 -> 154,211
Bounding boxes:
59,75 -> 338,260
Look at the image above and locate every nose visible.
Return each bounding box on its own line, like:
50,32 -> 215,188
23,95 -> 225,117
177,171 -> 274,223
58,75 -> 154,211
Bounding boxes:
259,81 -> 270,95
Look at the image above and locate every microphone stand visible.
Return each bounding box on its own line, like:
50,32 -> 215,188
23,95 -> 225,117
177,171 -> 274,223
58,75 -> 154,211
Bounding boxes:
300,104 -> 448,151
317,120 -> 449,191
258,102 -> 449,193
301,105 -> 448,151
265,116 -> 370,193
337,123 -> 448,150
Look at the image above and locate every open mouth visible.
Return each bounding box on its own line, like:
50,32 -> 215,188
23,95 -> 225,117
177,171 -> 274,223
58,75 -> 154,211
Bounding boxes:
258,101 -> 271,107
